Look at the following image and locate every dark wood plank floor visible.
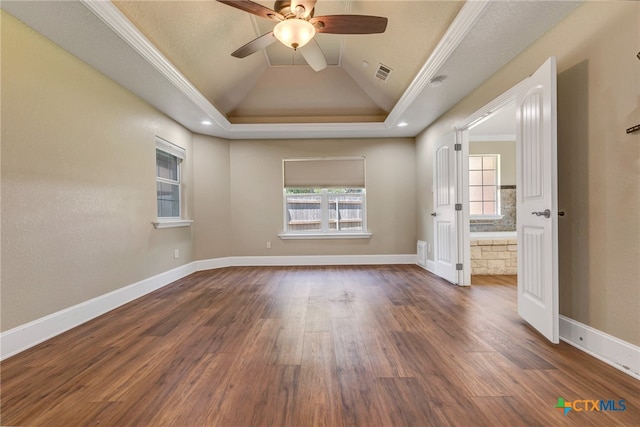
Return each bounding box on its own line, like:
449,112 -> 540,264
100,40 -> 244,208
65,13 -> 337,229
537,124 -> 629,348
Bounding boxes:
1,266 -> 638,426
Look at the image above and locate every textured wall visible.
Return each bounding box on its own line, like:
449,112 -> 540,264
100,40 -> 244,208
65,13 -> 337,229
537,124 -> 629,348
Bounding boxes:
192,134 -> 231,261
1,12 -> 194,331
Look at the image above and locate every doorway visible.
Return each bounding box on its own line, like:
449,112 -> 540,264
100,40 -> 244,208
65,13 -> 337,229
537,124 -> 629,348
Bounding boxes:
443,57 -> 560,343
467,101 -> 517,285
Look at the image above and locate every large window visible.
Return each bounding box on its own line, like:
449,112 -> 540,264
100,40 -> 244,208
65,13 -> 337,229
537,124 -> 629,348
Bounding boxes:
282,158 -> 368,237
285,188 -> 365,233
155,137 -> 185,219
469,154 -> 499,216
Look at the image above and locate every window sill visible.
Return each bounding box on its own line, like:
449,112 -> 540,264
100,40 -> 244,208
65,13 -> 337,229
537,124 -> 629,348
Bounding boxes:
470,215 -> 504,221
152,219 -> 194,229
278,232 -> 372,240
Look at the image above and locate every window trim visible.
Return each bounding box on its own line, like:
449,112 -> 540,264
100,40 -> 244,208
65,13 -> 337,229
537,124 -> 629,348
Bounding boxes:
153,137 -> 192,229
152,219 -> 193,229
278,232 -> 372,240
280,188 -> 370,240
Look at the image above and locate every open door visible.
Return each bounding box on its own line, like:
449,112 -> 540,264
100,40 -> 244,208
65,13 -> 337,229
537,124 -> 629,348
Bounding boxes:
516,57 -> 559,343
432,132 -> 459,284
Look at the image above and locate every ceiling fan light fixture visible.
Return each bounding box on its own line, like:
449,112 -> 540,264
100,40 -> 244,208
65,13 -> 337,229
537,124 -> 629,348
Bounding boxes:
273,19 -> 316,50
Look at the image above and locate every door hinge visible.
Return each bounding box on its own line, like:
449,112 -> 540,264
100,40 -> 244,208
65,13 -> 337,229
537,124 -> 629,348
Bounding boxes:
455,203 -> 462,211
456,263 -> 463,271
454,143 -> 462,151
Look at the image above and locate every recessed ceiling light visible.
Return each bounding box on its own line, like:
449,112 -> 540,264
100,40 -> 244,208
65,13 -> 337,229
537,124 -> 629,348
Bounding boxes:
428,75 -> 446,88
397,122 -> 408,127
201,120 -> 212,125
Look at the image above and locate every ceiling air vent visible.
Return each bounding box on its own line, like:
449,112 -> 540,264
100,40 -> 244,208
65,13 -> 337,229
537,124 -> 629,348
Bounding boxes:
374,63 -> 392,82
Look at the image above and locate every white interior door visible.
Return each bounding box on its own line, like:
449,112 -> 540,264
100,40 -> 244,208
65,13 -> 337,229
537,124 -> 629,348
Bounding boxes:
433,132 -> 459,284
516,57 -> 559,343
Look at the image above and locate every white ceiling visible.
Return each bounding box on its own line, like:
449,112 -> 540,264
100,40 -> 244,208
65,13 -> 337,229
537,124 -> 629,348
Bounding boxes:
1,0 -> 580,140
469,100 -> 516,141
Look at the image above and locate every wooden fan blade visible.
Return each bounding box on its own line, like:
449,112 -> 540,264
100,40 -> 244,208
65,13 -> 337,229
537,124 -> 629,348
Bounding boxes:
231,32 -> 277,58
217,0 -> 283,21
299,39 -> 327,72
291,0 -> 316,18
310,15 -> 388,34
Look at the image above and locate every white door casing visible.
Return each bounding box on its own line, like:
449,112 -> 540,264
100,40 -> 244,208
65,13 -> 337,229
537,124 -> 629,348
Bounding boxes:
433,132 -> 459,284
516,57 -> 559,343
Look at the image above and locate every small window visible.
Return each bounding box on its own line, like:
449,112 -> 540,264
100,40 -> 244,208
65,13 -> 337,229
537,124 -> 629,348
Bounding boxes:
469,154 -> 499,217
155,137 -> 185,219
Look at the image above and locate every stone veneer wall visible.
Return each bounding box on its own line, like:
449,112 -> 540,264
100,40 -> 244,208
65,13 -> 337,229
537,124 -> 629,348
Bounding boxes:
471,237 -> 517,275
470,186 -> 516,232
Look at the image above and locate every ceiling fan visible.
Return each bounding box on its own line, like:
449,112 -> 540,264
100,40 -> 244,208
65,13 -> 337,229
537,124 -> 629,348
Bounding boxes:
216,0 -> 388,72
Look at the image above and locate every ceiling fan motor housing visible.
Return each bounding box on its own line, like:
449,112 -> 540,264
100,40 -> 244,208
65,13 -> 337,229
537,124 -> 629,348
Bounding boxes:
274,0 -> 314,19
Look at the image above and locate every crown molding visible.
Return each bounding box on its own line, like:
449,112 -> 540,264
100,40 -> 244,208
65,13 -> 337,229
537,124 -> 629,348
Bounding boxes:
82,0 -> 490,137
80,0 -> 230,130
385,0 -> 491,127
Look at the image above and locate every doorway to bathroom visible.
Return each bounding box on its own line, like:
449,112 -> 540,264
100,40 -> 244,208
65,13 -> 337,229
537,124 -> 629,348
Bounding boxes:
467,101 -> 517,284
429,58 -> 559,342
452,57 -> 560,343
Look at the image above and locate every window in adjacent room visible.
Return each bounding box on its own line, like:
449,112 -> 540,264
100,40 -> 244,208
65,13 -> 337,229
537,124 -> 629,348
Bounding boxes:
469,154 -> 500,217
281,158 -> 370,238
153,137 -> 191,228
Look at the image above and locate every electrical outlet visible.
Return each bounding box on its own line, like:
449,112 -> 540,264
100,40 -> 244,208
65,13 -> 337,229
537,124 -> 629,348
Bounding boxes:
174,249 -> 180,259
266,241 -> 271,249
427,243 -> 431,253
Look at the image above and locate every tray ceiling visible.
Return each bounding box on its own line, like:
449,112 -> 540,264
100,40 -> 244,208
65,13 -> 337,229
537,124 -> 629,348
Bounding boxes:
1,0 -> 580,139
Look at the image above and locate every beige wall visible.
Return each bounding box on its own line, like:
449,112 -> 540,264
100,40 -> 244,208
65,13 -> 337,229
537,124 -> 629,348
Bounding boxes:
1,12 -> 195,331
470,141 -> 516,186
225,139 -> 416,256
416,2 -> 640,345
192,134 -> 231,260
191,136 -> 417,260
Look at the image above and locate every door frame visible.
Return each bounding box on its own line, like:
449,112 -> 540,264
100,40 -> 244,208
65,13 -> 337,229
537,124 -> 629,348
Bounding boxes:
455,81 -> 525,286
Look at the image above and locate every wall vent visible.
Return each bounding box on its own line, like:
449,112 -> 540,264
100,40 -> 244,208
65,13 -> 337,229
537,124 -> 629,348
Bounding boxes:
375,63 -> 392,82
417,241 -> 427,267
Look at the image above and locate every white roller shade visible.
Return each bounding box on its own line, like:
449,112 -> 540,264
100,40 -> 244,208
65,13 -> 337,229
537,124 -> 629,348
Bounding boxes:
283,157 -> 365,188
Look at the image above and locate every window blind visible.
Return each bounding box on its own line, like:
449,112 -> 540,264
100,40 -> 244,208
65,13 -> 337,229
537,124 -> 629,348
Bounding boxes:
283,157 -> 366,188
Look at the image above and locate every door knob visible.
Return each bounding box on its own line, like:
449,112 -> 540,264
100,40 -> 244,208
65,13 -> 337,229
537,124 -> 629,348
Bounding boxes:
531,209 -> 551,218
430,212 -> 437,217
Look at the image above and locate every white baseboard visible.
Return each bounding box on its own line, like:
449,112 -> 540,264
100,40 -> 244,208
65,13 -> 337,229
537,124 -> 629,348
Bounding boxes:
559,315 -> 640,380
194,257 -> 233,271
416,259 -> 436,274
1,254 -> 415,360
228,254 -> 416,266
197,254 -> 416,270
425,259 -> 436,273
0,262 -> 196,361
